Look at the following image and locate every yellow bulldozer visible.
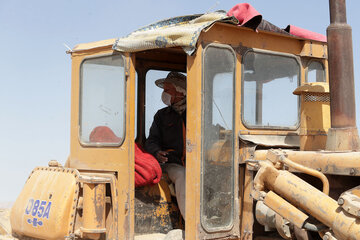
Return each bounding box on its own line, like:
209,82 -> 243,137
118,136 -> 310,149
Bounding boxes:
6,1 -> 360,239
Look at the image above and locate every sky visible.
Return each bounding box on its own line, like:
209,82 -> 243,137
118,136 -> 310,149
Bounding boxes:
1,0 -> 360,203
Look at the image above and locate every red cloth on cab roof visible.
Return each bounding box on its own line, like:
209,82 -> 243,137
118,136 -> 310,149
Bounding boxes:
227,3 -> 326,42
285,25 -> 327,42
227,3 -> 261,26
227,3 -> 262,30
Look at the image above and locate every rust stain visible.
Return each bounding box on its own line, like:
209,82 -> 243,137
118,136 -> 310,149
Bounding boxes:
94,185 -> 105,227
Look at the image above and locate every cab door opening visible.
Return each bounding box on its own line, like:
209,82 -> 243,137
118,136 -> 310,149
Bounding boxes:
133,48 -> 187,237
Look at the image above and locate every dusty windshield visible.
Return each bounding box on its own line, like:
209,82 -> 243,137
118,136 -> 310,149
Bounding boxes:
242,51 -> 300,128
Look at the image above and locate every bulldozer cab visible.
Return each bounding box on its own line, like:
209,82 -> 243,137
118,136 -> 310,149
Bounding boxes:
14,8 -> 359,240
62,13 -> 327,239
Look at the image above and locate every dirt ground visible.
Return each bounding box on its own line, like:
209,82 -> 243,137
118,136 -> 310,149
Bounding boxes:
0,208 -> 16,240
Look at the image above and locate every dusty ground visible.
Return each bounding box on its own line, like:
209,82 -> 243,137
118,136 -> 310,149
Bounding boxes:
134,233 -> 166,240
0,208 -> 16,240
135,229 -> 184,240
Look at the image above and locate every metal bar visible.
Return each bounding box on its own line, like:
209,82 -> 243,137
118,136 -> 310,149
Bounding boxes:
254,150 -> 360,176
264,191 -> 308,229
255,82 -> 263,125
82,183 -> 106,240
135,67 -> 146,145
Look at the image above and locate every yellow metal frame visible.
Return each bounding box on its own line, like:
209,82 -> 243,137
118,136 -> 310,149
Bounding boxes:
68,48 -> 136,239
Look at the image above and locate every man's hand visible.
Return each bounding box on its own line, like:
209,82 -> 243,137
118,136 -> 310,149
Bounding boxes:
156,151 -> 168,163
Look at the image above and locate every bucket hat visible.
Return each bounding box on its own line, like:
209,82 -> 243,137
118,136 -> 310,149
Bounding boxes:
155,71 -> 186,92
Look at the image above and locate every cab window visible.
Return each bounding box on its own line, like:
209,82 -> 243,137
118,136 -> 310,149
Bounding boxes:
242,51 -> 300,129
79,54 -> 126,146
201,44 -> 236,231
145,70 -> 168,137
307,61 -> 326,83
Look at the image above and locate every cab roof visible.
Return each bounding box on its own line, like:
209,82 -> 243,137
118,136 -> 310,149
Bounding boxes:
72,5 -> 326,54
72,11 -> 237,54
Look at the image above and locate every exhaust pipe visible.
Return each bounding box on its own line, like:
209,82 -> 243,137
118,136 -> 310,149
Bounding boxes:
326,0 -> 360,151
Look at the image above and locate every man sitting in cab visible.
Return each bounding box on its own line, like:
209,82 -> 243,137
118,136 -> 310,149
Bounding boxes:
145,71 -> 187,219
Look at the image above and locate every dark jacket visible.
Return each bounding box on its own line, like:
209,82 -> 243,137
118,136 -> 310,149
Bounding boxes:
145,106 -> 186,166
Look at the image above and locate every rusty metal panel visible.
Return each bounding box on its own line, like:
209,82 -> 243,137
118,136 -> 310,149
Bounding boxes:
325,0 -> 360,151
10,167 -> 79,240
327,0 -> 357,129
81,183 -> 106,239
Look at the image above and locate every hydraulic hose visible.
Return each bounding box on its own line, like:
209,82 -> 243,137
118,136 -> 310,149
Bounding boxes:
279,155 -> 329,195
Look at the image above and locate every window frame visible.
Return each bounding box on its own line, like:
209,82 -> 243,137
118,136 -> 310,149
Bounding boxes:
200,43 -> 236,233
78,52 -> 127,147
241,48 -> 301,130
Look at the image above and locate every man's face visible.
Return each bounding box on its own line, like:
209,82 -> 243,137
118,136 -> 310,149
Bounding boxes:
163,82 -> 184,104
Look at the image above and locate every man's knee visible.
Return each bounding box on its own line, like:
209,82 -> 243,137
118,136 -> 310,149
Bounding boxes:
165,164 -> 185,183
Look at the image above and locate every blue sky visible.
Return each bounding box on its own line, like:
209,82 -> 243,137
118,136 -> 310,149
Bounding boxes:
1,1 -> 360,202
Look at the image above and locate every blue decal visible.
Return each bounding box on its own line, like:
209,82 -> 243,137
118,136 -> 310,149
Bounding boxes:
37,201 -> 47,218
25,199 -> 34,215
31,200 -> 40,216
27,218 -> 43,227
42,202 -> 52,219
25,198 -> 52,227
